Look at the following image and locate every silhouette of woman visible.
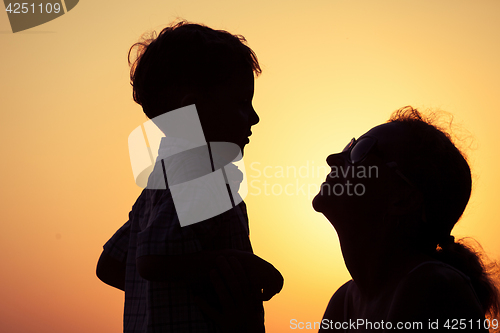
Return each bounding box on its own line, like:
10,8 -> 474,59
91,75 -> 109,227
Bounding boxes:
312,106 -> 499,332
202,106 -> 499,332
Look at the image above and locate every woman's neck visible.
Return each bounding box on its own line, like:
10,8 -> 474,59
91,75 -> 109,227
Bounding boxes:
338,228 -> 430,299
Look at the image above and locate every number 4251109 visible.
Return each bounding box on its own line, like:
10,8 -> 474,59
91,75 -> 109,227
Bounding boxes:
5,3 -> 62,14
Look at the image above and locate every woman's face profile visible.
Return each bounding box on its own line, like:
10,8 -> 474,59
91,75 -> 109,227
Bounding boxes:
312,122 -> 411,230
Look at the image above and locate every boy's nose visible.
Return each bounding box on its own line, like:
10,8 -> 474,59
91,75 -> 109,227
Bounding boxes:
248,106 -> 259,126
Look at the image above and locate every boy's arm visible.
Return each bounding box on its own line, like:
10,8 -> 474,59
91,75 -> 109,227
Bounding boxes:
97,220 -> 131,291
96,251 -> 126,291
137,250 -> 283,300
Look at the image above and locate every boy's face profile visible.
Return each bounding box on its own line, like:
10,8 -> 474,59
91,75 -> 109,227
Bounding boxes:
193,67 -> 259,155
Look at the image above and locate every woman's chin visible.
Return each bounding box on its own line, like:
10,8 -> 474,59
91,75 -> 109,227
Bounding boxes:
312,192 -> 326,212
313,182 -> 334,212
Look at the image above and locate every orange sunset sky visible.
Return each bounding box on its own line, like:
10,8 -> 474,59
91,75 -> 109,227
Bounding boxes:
1,1 -> 500,332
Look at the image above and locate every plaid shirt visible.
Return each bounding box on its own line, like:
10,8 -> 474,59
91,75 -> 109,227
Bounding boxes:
103,139 -> 254,332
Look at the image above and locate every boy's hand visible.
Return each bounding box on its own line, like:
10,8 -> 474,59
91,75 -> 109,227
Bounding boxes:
242,254 -> 284,301
196,256 -> 265,333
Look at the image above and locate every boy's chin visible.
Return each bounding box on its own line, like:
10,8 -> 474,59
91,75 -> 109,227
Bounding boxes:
239,144 -> 246,156
235,140 -> 248,157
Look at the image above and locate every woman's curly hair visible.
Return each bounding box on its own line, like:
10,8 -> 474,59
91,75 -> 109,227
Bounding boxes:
389,106 -> 500,323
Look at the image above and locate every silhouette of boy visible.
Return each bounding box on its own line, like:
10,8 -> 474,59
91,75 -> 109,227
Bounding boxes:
96,21 -> 283,333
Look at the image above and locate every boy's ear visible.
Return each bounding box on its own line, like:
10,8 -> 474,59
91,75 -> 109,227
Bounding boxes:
388,187 -> 423,216
180,93 -> 196,107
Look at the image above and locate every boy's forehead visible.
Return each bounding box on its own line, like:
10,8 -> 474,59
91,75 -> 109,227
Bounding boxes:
197,65 -> 254,99
232,66 -> 254,85
219,68 -> 254,92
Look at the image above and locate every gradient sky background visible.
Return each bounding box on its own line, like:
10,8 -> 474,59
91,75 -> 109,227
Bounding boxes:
1,0 -> 500,332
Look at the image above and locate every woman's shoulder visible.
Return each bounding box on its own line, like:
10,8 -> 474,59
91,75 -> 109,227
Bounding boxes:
389,260 -> 484,321
404,260 -> 470,283
397,260 -> 477,297
320,280 -> 353,324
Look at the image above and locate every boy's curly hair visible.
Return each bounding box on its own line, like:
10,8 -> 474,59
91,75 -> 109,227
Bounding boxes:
128,20 -> 261,119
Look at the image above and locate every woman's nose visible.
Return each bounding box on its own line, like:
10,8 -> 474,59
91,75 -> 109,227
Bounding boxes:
326,152 -> 348,167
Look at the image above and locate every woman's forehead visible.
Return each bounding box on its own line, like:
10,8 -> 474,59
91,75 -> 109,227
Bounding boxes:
360,122 -> 410,156
361,122 -> 407,142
